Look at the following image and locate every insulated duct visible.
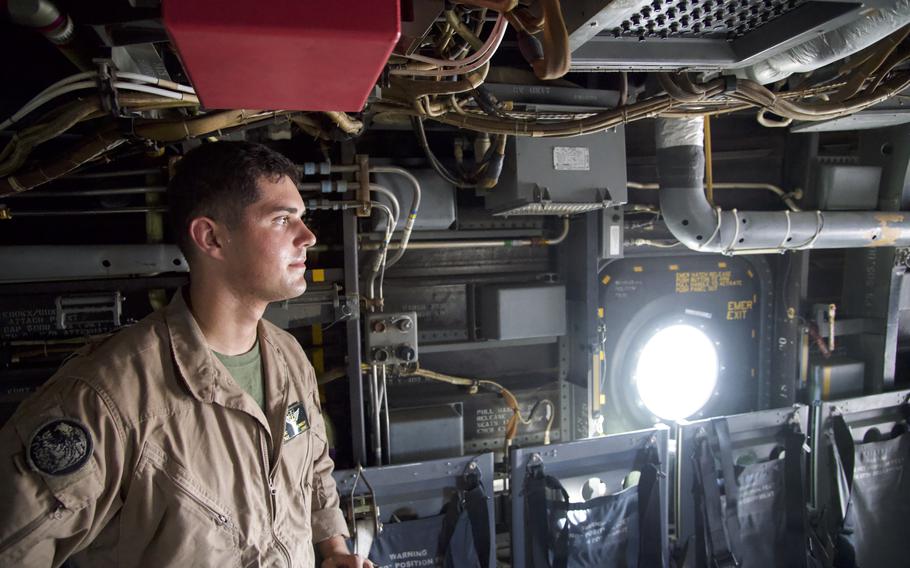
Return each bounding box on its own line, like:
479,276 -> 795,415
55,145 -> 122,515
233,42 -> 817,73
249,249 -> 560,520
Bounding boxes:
656,117 -> 910,254
735,0 -> 910,84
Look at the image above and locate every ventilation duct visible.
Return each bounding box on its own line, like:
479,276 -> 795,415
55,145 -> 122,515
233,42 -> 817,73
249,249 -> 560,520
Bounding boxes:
655,117 -> 910,254
734,0 -> 910,84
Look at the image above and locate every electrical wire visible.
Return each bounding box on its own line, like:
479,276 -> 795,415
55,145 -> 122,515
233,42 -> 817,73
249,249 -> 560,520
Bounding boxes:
626,239 -> 682,248
404,12 -> 504,68
411,116 -> 475,187
1,74 -> 197,130
518,398 -> 556,444
391,15 -> 507,77
410,366 -> 556,449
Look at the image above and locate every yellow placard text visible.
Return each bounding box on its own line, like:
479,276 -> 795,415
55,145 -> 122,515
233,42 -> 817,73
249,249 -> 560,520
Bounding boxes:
675,271 -> 743,293
727,299 -> 754,320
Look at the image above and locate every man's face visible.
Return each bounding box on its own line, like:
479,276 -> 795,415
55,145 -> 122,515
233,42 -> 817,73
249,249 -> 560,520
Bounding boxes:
221,175 -> 316,303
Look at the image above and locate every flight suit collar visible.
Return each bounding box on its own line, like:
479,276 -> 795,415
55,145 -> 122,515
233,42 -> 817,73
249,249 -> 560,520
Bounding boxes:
165,288 -> 290,467
165,289 -> 219,403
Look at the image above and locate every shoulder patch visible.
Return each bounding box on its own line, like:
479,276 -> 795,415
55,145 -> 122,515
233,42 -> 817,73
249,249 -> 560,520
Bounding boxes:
27,419 -> 94,476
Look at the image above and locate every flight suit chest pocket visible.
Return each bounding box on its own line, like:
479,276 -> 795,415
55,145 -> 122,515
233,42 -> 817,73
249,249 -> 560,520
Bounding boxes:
125,442 -> 241,567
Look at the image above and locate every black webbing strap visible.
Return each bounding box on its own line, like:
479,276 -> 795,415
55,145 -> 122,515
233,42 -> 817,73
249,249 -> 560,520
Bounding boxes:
463,477 -> 492,568
831,416 -> 855,523
442,489 -> 467,565
546,476 -> 571,568
638,446 -> 664,568
830,415 -> 858,568
713,419 -> 743,565
525,445 -> 661,568
692,429 -> 739,567
465,480 -> 490,568
525,466 -> 555,568
784,425 -> 809,568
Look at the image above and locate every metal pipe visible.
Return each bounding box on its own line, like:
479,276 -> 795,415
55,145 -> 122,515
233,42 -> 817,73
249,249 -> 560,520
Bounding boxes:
64,168 -> 164,179
369,167 -> 422,269
5,186 -> 167,198
627,181 -> 802,212
358,218 -> 570,251
7,206 -> 168,216
655,117 -> 910,253
380,365 -> 390,465
370,364 -> 383,466
343,210 -> 367,465
364,202 -> 395,301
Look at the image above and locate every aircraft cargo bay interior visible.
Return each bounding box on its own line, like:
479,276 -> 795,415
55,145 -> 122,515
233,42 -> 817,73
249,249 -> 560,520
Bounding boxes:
2,1 -> 910,566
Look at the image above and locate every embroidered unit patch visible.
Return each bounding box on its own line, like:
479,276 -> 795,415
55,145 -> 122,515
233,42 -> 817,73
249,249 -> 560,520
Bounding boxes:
28,419 -> 93,476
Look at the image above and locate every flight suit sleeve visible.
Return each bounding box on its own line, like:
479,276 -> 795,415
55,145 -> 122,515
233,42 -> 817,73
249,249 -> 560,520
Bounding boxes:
305,364 -> 350,543
0,376 -> 127,567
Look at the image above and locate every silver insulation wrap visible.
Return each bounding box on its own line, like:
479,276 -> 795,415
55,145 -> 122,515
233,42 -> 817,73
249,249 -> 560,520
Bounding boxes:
735,0 -> 910,84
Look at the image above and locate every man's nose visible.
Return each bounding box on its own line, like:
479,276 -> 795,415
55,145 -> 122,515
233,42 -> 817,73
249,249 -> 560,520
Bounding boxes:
296,221 -> 317,248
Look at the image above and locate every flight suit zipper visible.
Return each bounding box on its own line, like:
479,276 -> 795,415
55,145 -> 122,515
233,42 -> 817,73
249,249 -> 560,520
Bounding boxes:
260,430 -> 292,567
163,468 -> 235,531
0,502 -> 65,557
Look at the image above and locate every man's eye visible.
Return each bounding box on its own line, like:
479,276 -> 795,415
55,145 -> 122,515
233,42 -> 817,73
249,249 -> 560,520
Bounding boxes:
276,216 -> 290,226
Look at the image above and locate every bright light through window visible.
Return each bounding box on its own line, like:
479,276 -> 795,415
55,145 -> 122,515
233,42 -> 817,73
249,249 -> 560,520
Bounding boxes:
633,324 -> 718,421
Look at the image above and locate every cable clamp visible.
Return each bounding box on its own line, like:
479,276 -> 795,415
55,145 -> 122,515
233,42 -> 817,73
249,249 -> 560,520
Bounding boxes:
94,59 -> 122,118
701,206 -> 723,250
779,210 -> 792,250
722,208 -> 740,256
795,210 -> 825,250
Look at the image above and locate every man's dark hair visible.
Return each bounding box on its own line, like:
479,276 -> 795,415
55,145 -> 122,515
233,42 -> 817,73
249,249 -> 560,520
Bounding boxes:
167,141 -> 299,260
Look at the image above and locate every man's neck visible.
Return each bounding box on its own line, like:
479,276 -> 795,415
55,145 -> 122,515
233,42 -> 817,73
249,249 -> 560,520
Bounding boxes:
188,277 -> 265,356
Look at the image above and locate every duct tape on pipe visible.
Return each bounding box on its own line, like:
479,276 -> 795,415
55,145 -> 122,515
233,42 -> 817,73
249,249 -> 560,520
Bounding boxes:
656,118 -> 704,149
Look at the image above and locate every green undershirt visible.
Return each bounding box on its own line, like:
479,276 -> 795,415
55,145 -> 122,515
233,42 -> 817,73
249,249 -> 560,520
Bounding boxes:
214,340 -> 265,410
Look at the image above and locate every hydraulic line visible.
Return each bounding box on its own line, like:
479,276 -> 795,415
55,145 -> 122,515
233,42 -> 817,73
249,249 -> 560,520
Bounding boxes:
627,181 -> 802,212
358,217 -> 570,251
368,166 -> 422,268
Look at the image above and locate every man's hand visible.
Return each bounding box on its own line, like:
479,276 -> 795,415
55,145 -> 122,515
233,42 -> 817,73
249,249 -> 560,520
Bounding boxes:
321,553 -> 374,568
318,535 -> 374,568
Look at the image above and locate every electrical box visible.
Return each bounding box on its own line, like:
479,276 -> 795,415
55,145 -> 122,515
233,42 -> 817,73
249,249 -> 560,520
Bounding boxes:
479,285 -> 566,340
388,403 -> 464,463
816,165 -> 881,210
163,0 -> 400,111
600,206 -> 624,260
485,128 -> 627,216
364,311 -> 418,365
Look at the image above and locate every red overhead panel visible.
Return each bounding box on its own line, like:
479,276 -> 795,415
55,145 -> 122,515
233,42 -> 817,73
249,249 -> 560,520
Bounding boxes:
163,0 -> 400,112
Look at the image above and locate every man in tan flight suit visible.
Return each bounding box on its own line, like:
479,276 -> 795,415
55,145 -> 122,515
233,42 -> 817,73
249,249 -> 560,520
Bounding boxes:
0,142 -> 372,567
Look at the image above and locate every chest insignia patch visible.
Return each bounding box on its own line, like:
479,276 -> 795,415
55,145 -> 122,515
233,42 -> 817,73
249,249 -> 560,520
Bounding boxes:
283,401 -> 310,443
28,419 -> 93,476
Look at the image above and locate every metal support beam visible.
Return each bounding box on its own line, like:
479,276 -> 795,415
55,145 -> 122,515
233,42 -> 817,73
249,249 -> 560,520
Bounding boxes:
343,209 -> 367,465
0,245 -> 188,283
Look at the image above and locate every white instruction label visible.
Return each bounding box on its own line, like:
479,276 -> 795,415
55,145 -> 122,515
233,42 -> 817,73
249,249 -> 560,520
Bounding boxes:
553,146 -> 590,171
609,225 -> 621,256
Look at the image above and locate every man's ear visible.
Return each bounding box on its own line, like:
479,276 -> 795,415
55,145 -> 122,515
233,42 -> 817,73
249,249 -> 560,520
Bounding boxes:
188,216 -> 228,260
